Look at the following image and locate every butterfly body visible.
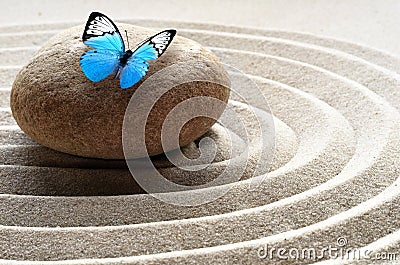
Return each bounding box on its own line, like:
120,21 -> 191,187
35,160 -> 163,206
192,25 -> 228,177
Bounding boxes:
119,50 -> 133,67
80,12 -> 176,89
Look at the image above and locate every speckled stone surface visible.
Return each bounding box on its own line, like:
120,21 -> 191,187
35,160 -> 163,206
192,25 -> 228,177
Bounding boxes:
10,24 -> 230,159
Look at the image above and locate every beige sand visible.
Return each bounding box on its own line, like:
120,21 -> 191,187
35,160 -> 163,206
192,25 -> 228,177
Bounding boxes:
0,19 -> 399,264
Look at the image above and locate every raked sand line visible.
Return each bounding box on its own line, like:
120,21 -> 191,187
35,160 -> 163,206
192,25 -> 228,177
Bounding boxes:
0,77 -> 353,227
0,21 -> 399,264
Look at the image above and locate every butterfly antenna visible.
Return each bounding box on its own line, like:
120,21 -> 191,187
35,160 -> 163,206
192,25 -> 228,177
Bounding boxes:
125,30 -> 130,49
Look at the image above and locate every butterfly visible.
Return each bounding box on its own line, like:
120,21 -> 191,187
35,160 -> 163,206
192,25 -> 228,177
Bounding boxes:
80,12 -> 176,89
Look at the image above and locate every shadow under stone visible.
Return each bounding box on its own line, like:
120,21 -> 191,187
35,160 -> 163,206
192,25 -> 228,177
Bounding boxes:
0,129 -> 236,196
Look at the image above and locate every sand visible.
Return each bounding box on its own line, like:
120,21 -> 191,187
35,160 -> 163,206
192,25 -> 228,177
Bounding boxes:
0,19 -> 399,264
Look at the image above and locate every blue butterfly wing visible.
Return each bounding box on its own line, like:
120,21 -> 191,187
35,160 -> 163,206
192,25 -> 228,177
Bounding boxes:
132,43 -> 158,61
120,58 -> 149,89
84,33 -> 124,51
80,49 -> 119,82
82,12 -> 124,52
135,29 -> 176,58
119,30 -> 176,89
80,12 -> 125,83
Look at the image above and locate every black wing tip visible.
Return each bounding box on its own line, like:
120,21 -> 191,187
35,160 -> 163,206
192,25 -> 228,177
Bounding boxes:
88,11 -> 106,19
157,29 -> 177,37
166,29 -> 177,36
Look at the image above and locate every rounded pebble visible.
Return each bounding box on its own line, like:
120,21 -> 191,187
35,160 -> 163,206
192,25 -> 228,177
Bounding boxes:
10,24 -> 231,159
